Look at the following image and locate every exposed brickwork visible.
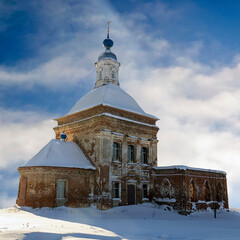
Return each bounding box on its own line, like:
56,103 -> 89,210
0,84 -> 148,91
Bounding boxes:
16,104 -> 228,211
55,105 -> 157,126
17,167 -> 94,208
152,168 -> 228,211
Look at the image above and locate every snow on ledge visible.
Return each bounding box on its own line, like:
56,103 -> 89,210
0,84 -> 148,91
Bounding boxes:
153,165 -> 226,174
154,197 -> 177,203
57,112 -> 158,129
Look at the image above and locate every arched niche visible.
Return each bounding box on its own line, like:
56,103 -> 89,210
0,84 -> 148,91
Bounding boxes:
160,178 -> 172,199
190,180 -> 198,202
204,180 -> 211,202
216,182 -> 223,202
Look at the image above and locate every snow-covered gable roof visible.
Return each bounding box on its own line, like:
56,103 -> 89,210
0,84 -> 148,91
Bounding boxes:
68,84 -> 158,119
22,139 -> 95,170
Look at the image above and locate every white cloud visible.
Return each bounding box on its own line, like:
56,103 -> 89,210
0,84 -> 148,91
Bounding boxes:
0,108 -> 56,209
0,1 -> 179,90
123,55 -> 240,207
0,55 -> 93,88
0,193 -> 16,209
0,0 -> 112,88
0,108 -> 55,169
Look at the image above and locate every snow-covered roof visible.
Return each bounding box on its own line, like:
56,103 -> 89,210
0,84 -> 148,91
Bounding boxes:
68,83 -> 158,119
154,165 -> 226,174
22,139 -> 95,170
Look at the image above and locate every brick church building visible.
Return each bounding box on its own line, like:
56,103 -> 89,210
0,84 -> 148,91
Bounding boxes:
16,30 -> 229,212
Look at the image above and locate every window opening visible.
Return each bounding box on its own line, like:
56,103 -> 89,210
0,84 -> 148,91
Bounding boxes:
113,142 -> 120,162
142,184 -> 148,199
141,147 -> 148,164
113,182 -> 120,198
128,145 -> 135,163
112,71 -> 115,79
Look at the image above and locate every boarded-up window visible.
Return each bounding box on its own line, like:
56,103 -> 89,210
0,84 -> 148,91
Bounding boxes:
113,142 -> 120,162
56,180 -> 66,199
141,147 -> 148,164
142,184 -> 148,199
113,182 -> 120,199
128,145 -> 135,163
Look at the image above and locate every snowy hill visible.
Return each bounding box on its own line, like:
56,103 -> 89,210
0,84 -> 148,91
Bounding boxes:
0,204 -> 240,240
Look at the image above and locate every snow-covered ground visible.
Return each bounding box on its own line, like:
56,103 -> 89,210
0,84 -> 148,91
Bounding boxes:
0,203 -> 240,240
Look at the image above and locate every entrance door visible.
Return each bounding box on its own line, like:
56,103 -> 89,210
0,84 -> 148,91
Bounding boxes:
127,184 -> 136,205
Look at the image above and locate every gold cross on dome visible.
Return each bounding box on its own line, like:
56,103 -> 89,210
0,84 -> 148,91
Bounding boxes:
107,21 -> 111,35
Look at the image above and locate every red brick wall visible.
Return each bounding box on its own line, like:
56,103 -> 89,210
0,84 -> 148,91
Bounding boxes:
152,168 -> 229,211
17,167 -> 95,208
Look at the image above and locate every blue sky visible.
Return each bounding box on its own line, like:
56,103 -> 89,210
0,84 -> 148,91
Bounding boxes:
1,0 -> 240,208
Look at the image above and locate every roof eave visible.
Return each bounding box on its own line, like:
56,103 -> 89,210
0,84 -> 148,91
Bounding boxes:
55,103 -> 159,122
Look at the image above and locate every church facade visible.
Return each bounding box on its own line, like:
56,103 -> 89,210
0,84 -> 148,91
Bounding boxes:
16,31 -> 229,212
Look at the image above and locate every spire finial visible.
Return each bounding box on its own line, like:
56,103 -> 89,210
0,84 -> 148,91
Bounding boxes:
107,21 -> 111,38
103,21 -> 113,50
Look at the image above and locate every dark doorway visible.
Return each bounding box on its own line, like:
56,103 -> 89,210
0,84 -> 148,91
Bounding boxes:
127,184 -> 136,205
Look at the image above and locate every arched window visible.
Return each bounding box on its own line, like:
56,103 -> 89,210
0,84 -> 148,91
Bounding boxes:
204,181 -> 211,202
112,71 -> 115,79
190,181 -> 197,202
99,71 -> 102,80
216,182 -> 223,202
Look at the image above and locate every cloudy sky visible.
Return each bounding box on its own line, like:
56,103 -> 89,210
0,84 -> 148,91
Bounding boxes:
1,0 -> 240,209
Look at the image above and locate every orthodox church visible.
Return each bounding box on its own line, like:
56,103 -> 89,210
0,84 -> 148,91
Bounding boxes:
16,28 -> 228,212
